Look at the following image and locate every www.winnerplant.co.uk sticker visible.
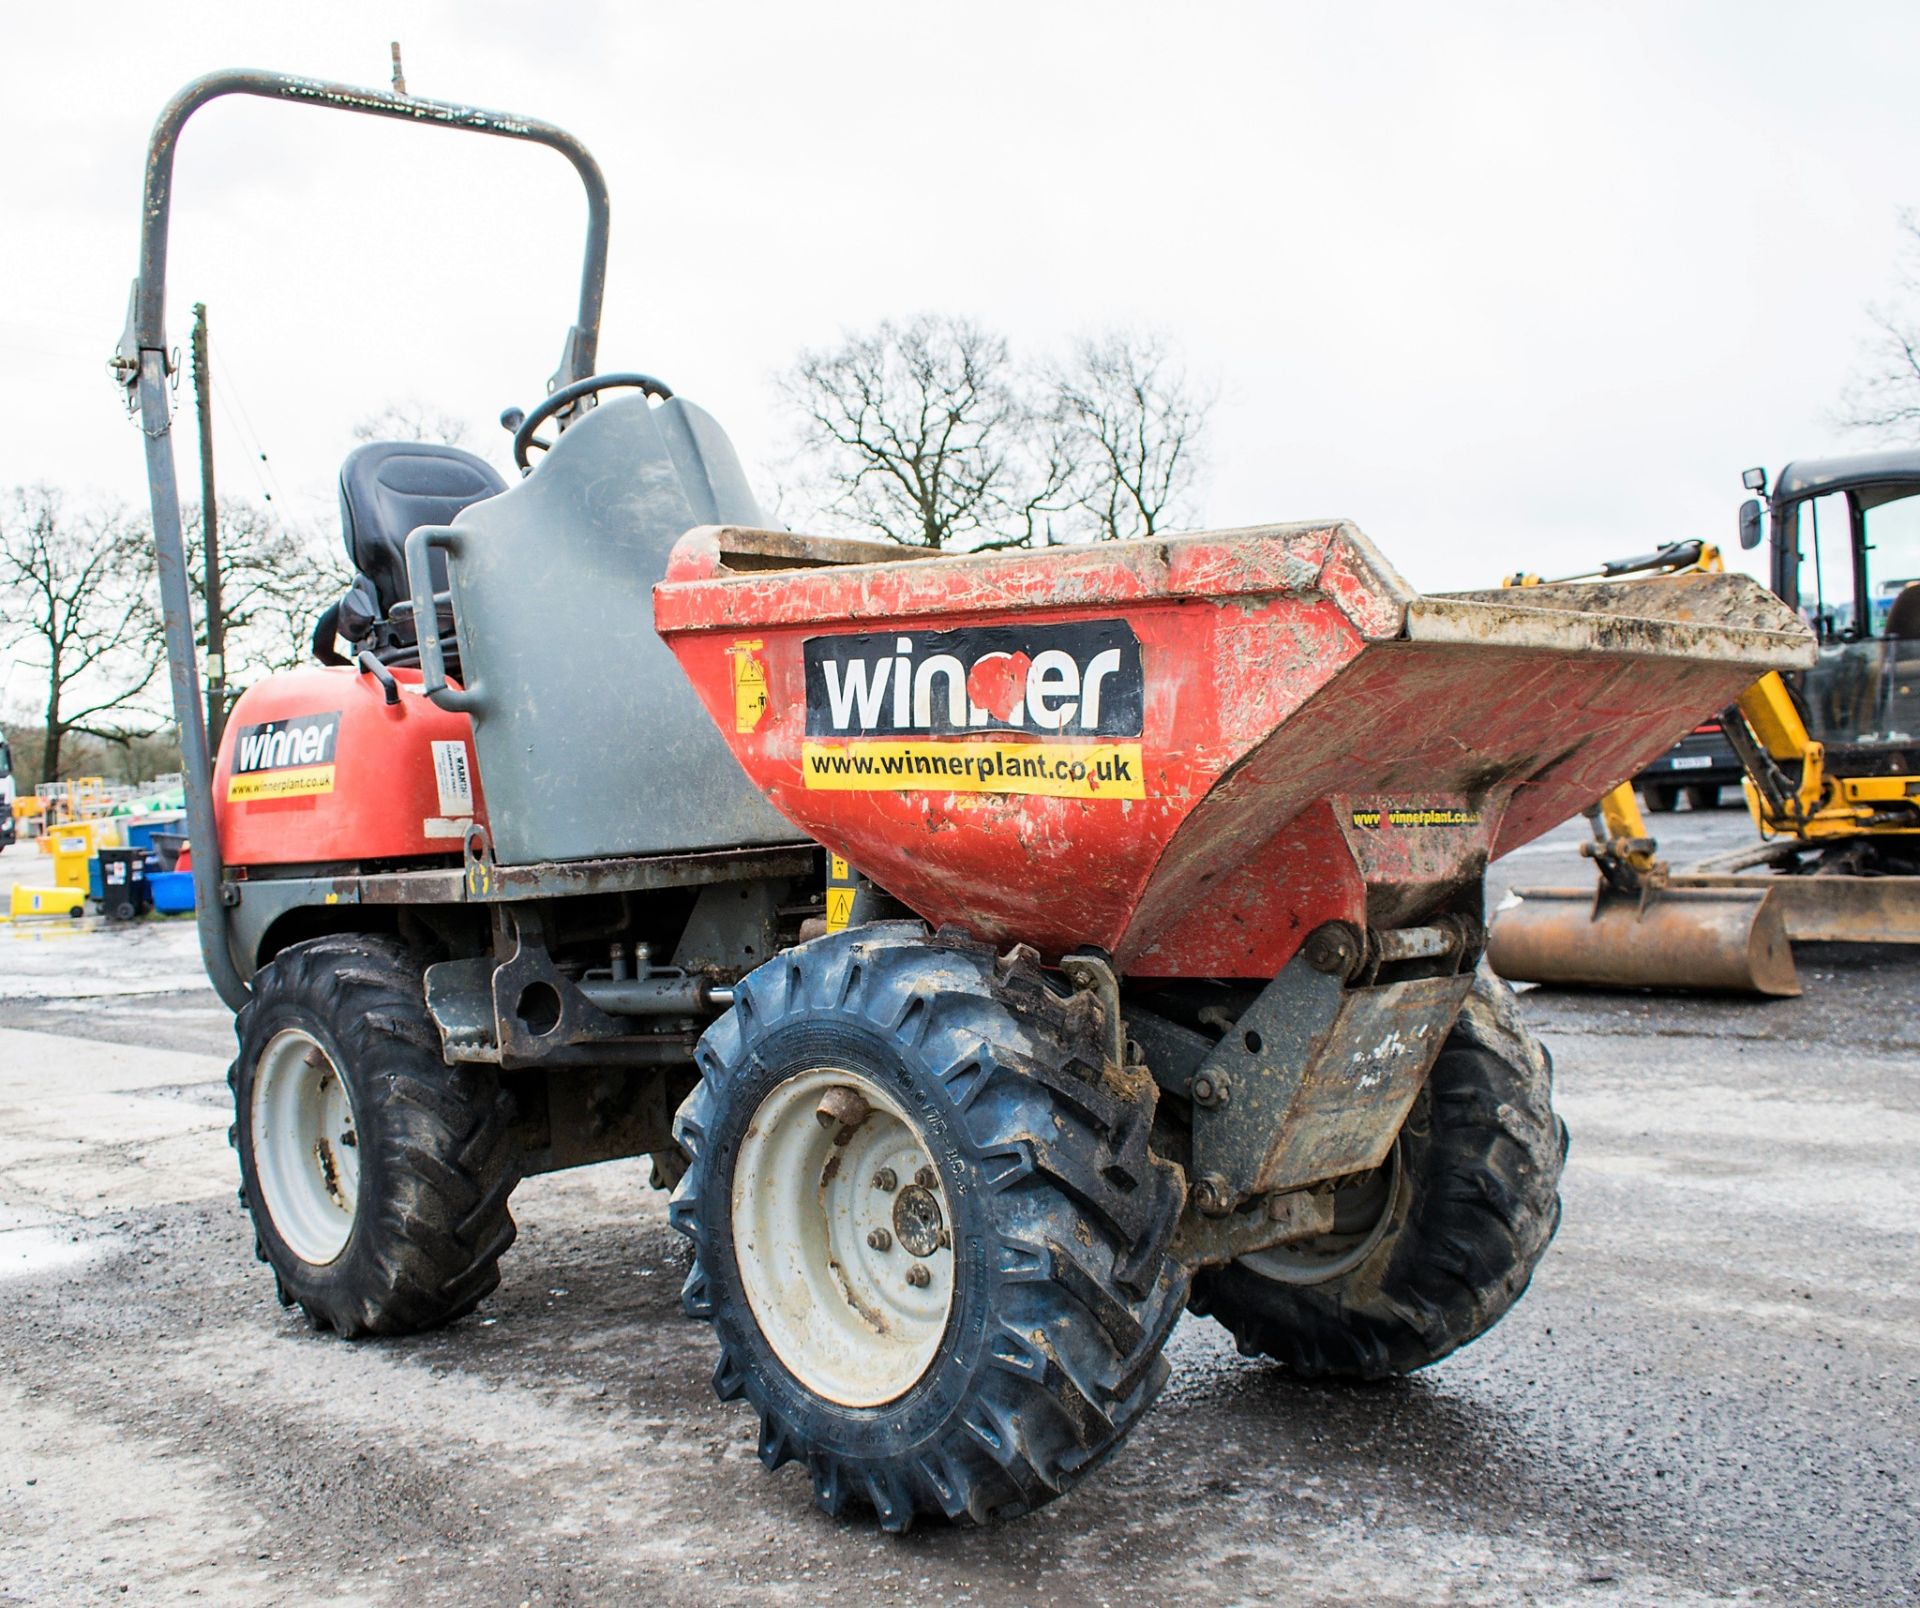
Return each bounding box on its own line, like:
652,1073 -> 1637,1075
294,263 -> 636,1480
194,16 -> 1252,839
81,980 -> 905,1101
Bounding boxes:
803,740 -> 1145,799
227,712 -> 341,801
1349,805 -> 1480,829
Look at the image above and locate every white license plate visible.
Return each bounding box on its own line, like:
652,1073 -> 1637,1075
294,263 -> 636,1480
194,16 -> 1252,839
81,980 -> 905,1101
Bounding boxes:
1670,755 -> 1714,770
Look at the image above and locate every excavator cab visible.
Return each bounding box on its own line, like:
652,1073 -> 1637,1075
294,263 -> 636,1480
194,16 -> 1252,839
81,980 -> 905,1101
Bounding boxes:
1746,452 -> 1920,774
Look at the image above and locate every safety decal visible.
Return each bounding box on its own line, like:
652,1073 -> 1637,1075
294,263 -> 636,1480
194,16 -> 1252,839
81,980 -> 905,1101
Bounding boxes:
803,621 -> 1143,739
803,739 -> 1145,800
825,853 -> 857,934
227,712 -> 340,801
730,640 -> 770,733
431,739 -> 475,818
1350,806 -> 1481,829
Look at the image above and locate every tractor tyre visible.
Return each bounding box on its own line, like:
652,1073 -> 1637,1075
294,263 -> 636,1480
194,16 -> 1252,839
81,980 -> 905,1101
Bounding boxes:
229,934 -> 520,1338
1642,783 -> 1678,813
1187,968 -> 1566,1381
671,923 -> 1186,1532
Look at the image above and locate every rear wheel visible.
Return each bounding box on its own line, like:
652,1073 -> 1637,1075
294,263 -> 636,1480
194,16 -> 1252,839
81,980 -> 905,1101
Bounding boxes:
1642,783 -> 1678,813
1686,783 -> 1722,810
1188,970 -> 1566,1380
672,923 -> 1186,1531
231,934 -> 520,1337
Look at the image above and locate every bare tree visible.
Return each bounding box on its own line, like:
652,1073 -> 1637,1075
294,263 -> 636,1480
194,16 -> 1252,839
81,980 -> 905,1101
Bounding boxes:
1841,211 -> 1920,439
778,315 -> 1072,550
1048,327 -> 1213,541
170,499 -> 352,710
0,487 -> 163,781
353,399 -> 472,447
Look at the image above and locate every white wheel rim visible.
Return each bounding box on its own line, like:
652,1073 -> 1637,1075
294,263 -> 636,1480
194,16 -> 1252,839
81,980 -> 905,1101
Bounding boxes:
251,1028 -> 360,1266
731,1067 -> 955,1407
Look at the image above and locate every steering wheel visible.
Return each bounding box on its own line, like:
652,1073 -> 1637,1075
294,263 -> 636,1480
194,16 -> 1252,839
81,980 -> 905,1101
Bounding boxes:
510,371 -> 675,471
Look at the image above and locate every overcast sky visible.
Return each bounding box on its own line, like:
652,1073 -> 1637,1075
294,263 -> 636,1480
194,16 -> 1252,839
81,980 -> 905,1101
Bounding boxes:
3,0 -> 1917,624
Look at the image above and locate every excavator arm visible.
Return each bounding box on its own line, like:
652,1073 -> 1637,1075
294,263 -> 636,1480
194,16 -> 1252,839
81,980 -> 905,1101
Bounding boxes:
1721,672 -> 1829,830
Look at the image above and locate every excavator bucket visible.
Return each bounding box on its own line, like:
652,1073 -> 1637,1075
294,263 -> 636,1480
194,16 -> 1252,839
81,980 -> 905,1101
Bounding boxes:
1487,884 -> 1801,997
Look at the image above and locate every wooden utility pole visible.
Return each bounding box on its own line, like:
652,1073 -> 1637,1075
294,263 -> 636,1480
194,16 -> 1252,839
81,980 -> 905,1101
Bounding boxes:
190,302 -> 227,751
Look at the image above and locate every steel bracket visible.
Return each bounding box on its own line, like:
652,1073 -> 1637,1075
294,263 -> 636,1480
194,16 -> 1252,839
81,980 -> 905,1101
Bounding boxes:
1189,923 -> 1472,1207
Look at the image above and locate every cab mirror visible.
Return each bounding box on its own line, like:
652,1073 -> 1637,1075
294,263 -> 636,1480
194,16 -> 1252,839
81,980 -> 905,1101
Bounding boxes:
1738,498 -> 1764,550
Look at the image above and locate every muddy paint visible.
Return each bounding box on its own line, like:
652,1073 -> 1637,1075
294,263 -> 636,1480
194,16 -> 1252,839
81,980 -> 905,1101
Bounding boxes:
656,522 -> 1809,974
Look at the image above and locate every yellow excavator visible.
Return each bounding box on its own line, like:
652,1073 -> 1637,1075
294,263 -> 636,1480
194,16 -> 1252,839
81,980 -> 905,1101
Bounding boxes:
1488,451 -> 1920,996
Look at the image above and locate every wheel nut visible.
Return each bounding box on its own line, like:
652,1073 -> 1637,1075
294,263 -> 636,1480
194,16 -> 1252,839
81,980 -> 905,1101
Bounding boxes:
1190,1070 -> 1231,1110
1192,1174 -> 1234,1216
871,1167 -> 897,1192
915,1166 -> 938,1190
867,1228 -> 892,1252
905,1265 -> 931,1289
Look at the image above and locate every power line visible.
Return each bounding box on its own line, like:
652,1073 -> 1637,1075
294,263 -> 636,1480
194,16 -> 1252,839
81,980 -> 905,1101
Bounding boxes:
205,342 -> 287,507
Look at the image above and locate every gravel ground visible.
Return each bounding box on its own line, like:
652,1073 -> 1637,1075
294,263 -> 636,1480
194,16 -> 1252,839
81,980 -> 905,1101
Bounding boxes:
0,808 -> 1915,1607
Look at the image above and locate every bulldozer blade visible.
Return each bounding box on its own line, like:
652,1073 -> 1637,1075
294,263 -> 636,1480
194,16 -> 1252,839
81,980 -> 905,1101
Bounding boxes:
1487,885 -> 1801,997
1671,872 -> 1920,945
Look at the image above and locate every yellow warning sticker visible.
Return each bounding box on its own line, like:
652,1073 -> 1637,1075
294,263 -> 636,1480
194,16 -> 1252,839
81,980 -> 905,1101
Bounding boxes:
803,741 -> 1145,799
826,886 -> 857,932
227,766 -> 335,802
828,853 -> 850,882
730,640 -> 769,733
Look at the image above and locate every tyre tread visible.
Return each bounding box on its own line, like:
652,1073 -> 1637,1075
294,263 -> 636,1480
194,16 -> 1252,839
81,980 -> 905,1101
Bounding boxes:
672,923 -> 1185,1531
1188,966 -> 1566,1381
232,934 -> 519,1339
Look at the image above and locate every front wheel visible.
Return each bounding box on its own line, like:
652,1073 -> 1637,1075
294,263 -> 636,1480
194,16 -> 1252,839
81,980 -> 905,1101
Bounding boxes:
671,924 -> 1187,1531
1188,969 -> 1567,1380
230,934 -> 520,1337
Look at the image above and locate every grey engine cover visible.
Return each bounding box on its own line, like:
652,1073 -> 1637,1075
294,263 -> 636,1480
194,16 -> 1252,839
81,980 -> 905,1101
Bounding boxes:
439,392 -> 803,864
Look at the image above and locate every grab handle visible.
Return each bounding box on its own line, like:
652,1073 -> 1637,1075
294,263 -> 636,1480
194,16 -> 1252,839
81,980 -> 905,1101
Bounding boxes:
405,525 -> 480,714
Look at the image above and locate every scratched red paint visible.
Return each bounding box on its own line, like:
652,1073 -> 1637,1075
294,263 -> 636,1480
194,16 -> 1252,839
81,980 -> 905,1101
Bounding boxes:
655,523 -> 1806,976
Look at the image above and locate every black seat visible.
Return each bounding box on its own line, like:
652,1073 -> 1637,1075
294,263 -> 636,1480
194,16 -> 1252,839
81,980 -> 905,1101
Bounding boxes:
314,441 -> 506,669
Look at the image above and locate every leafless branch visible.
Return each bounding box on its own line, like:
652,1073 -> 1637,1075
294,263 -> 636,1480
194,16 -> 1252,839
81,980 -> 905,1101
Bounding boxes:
1046,327 -> 1214,542
1839,210 -> 1920,439
777,315 -> 1213,551
778,315 -> 1046,551
0,486 -> 165,779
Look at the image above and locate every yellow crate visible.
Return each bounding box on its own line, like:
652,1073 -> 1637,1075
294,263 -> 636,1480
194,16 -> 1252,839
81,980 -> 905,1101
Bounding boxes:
9,885 -> 85,919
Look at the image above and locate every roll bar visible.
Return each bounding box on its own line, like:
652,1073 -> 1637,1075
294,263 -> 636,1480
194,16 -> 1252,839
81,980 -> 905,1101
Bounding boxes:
113,67 -> 611,1009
